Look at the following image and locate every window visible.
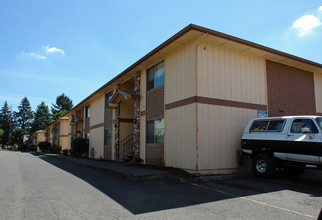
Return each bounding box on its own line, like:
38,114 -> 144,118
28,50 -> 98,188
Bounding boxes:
250,120 -> 269,131
267,120 -> 285,131
147,61 -> 164,90
85,105 -> 90,118
147,118 -> 164,143
290,119 -> 318,133
316,117 -> 322,129
250,120 -> 285,132
105,91 -> 113,108
104,128 -> 112,146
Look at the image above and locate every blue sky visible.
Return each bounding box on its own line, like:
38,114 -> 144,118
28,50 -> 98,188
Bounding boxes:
1,1 -> 321,112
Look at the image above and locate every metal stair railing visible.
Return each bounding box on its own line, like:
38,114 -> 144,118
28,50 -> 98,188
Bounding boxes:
119,132 -> 134,162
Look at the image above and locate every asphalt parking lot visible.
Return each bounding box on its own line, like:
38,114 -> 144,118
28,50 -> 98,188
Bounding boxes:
195,169 -> 322,219
1,151 -> 321,219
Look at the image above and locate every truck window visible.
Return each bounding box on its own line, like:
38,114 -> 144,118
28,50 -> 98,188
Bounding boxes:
316,117 -> 322,129
250,120 -> 269,131
290,119 -> 319,133
267,120 -> 285,131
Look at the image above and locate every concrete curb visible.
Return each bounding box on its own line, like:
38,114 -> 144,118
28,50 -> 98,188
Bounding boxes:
45,154 -> 168,182
44,154 -> 251,183
191,172 -> 252,183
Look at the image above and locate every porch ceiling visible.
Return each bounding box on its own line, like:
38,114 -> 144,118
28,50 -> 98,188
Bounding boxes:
108,89 -> 140,109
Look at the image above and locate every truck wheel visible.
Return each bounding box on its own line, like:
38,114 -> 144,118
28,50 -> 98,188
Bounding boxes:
283,166 -> 305,176
252,154 -> 276,178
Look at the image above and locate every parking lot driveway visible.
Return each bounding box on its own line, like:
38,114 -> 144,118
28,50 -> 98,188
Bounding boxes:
1,151 -> 321,219
194,170 -> 322,219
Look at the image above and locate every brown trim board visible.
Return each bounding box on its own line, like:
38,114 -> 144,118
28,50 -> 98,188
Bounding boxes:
317,112 -> 322,116
165,96 -> 267,110
59,135 -> 69,138
90,123 -> 105,130
119,118 -> 133,123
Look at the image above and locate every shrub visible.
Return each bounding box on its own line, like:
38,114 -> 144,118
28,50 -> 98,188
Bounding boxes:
71,137 -> 89,157
27,145 -> 36,152
33,145 -> 38,152
37,141 -> 51,152
158,156 -> 165,167
50,144 -> 62,154
18,144 -> 28,152
62,149 -> 69,155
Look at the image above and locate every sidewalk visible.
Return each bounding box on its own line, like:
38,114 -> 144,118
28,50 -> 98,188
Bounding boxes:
44,154 -> 251,183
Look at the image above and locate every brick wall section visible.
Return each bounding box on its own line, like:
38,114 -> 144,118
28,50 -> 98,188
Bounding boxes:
266,60 -> 316,116
85,118 -> 90,134
104,109 -> 113,128
104,146 -> 112,160
146,86 -> 164,120
146,85 -> 164,165
146,144 -> 164,165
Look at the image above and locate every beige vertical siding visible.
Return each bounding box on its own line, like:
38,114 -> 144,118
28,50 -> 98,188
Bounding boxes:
197,105 -> 257,171
36,132 -> 45,143
90,96 -> 105,127
165,104 -> 197,170
140,69 -> 146,112
163,41 -> 197,170
111,109 -> 115,160
90,127 -> 104,158
120,100 -> 134,141
140,115 -> 146,162
60,136 -> 68,150
68,116 -> 73,150
89,96 -> 105,159
165,41 -> 196,104
195,40 -> 267,172
60,119 -> 69,150
314,72 -> 322,113
120,100 -> 134,120
197,40 -> 266,105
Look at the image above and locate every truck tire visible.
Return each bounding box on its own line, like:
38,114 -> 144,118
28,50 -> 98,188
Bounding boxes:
283,166 -> 305,176
252,153 -> 276,178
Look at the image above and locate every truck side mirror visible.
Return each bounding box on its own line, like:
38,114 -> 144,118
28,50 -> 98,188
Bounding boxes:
301,127 -> 311,133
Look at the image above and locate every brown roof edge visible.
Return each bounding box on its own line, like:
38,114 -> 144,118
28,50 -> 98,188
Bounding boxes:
64,23 -> 322,117
190,24 -> 322,68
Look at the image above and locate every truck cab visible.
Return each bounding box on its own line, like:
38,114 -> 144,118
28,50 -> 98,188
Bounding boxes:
241,116 -> 322,177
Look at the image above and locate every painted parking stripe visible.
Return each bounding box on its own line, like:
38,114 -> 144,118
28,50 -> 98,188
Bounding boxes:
193,183 -> 315,219
263,177 -> 322,192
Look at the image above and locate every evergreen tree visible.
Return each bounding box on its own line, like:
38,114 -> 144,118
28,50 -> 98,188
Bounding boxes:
14,97 -> 34,131
51,93 -> 73,120
12,97 -> 34,145
0,101 -> 12,146
30,102 -> 51,133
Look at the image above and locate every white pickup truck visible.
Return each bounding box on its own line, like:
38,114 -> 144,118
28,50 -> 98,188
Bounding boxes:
241,116 -> 322,177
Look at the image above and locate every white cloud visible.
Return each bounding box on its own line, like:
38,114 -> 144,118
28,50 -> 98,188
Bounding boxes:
292,14 -> 321,36
319,6 -> 322,11
44,45 -> 65,55
21,52 -> 47,59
